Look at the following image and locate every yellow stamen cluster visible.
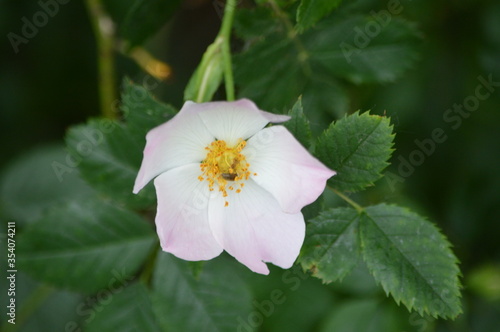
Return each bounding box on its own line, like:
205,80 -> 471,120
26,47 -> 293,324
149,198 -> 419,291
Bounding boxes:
199,139 -> 252,206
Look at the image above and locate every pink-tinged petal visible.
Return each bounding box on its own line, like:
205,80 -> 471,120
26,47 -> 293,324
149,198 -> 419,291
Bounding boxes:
133,101 -> 214,193
258,107 -> 291,124
154,164 -> 223,261
208,179 -> 305,274
195,99 -> 290,146
245,126 -> 335,214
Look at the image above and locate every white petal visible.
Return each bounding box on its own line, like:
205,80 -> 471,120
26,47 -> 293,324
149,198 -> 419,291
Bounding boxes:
154,164 -> 223,261
245,126 -> 335,213
208,179 -> 305,274
133,101 -> 214,193
195,99 -> 290,146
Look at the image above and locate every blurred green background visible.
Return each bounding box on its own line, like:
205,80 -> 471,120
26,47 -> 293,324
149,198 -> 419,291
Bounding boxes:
1,0 -> 499,331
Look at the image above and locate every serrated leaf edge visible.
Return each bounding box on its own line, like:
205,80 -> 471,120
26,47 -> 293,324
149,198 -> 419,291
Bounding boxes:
360,204 -> 462,319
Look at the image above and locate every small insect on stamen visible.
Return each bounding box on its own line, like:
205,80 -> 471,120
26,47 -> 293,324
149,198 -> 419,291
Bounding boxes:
221,173 -> 237,181
200,138 -> 251,207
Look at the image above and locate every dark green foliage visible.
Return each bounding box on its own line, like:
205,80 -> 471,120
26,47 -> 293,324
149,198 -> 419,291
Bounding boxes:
300,207 -> 361,282
296,0 -> 344,32
85,283 -> 162,332
234,8 -> 420,116
65,80 -> 175,209
17,198 -> 156,294
316,111 -> 395,192
284,97 -> 312,147
102,0 -> 182,48
151,254 -> 254,332
360,204 -> 462,318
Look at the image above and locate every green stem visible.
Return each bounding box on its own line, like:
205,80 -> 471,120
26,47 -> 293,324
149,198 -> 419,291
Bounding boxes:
2,284 -> 53,332
218,0 -> 237,101
330,186 -> 364,212
85,0 -> 117,119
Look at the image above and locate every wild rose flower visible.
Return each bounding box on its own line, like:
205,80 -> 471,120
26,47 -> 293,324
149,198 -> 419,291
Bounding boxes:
133,99 -> 335,274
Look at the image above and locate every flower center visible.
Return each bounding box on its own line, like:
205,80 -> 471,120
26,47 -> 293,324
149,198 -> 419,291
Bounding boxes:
199,139 -> 254,206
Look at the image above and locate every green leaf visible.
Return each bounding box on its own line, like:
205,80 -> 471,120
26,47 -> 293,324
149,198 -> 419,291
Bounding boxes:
360,204 -> 462,318
0,273 -> 83,332
256,267 -> 335,332
101,0 -> 180,48
66,119 -> 154,209
328,263 -> 380,296
121,78 -> 176,140
234,11 -> 419,114
319,299 -> 405,332
299,207 -> 361,283
151,254 -> 254,332
184,38 -> 224,103
302,74 -> 349,121
66,81 -> 174,209
233,7 -> 277,39
308,15 -> 421,84
284,97 -> 312,148
101,0 -> 132,26
316,111 -> 395,192
0,143 -> 94,226
85,283 -> 161,332
301,193 -> 324,221
296,0 -> 343,32
234,34 -> 306,112
17,198 -> 156,293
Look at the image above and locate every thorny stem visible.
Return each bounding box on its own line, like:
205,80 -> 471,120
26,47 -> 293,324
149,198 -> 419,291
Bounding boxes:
218,0 -> 237,101
85,0 -> 117,119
